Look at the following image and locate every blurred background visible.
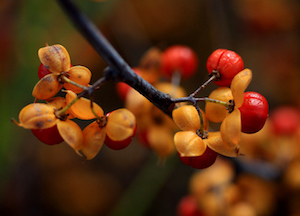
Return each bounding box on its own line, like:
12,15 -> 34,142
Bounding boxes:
0,0 -> 300,215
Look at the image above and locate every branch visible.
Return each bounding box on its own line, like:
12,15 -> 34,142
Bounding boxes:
56,0 -> 174,116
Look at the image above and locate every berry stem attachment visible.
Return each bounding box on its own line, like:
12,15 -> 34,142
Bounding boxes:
55,96 -> 79,119
59,74 -> 89,91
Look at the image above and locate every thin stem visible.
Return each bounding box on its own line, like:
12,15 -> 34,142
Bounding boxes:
59,75 -> 89,91
190,74 -> 216,97
55,96 -> 79,118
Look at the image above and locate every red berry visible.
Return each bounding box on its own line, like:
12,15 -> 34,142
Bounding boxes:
206,49 -> 244,86
270,106 -> 300,136
38,63 -> 52,79
161,45 -> 198,79
239,91 -> 269,134
179,147 -> 218,169
31,125 -> 64,145
177,195 -> 205,216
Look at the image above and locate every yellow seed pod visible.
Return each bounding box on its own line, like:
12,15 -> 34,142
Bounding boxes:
231,68 -> 252,108
17,103 -> 57,129
205,87 -> 233,123
125,88 -> 152,117
65,90 -> 104,120
147,126 -> 175,158
106,108 -> 136,141
38,44 -> 71,73
46,97 -> 75,119
174,131 -> 206,157
57,119 -> 83,153
172,105 -> 208,132
63,66 -> 92,93
32,74 -> 62,100
220,109 -> 241,151
82,121 -> 106,160
204,132 -> 239,157
154,82 -> 187,99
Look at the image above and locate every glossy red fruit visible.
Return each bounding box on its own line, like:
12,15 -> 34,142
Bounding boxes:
177,195 -> 205,216
31,125 -> 64,145
239,91 -> 269,134
206,49 -> 244,86
179,147 -> 218,169
270,106 -> 300,136
161,45 -> 198,79
38,63 -> 52,79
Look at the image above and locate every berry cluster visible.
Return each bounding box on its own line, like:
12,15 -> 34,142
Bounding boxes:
116,45 -> 269,168
13,43 -> 269,168
13,44 -> 137,160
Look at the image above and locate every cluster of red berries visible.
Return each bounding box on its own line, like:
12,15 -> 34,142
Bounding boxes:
116,45 -> 269,168
13,44 -> 137,160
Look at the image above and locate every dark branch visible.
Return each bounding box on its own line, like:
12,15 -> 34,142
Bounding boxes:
56,0 -> 174,116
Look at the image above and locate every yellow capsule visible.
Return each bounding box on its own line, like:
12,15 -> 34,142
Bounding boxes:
205,87 -> 233,123
63,66 -> 92,93
32,74 -> 62,100
82,121 -> 106,160
174,131 -> 206,157
154,82 -> 187,99
147,125 -> 175,158
231,68 -> 252,108
172,105 -> 207,132
46,97 -> 75,119
57,119 -> 83,153
65,90 -> 104,120
220,109 -> 241,150
38,44 -> 71,73
125,88 -> 152,117
106,108 -> 136,141
17,103 -> 57,129
204,132 -> 239,157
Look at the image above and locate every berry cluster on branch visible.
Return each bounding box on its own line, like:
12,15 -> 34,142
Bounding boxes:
11,0 -> 269,169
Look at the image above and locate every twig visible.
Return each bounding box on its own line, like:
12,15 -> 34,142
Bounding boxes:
56,0 -> 174,116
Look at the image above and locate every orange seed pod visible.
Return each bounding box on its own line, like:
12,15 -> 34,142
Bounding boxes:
205,87 -> 233,123
38,44 -> 71,73
57,119 -> 83,153
106,108 -> 136,141
17,103 -> 57,129
63,66 -> 92,93
65,90 -> 104,120
147,126 -> 175,158
231,68 -> 252,108
82,121 -> 106,160
32,74 -> 62,100
174,131 -> 206,157
172,105 -> 205,132
204,132 -> 239,157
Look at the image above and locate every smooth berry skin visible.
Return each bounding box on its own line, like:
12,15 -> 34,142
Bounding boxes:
161,45 -> 198,79
177,195 -> 205,216
38,63 -> 52,79
31,125 -> 63,145
206,49 -> 244,86
239,91 -> 269,134
270,106 -> 300,136
179,147 -> 218,169
104,135 -> 133,150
